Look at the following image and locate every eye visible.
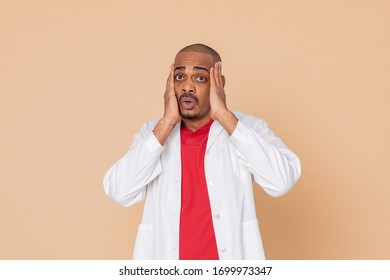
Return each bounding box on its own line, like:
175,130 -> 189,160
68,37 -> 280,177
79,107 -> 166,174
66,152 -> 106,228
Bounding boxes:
196,76 -> 207,82
175,74 -> 184,81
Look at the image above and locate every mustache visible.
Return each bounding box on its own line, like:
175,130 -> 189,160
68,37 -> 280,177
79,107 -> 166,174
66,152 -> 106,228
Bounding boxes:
179,92 -> 199,104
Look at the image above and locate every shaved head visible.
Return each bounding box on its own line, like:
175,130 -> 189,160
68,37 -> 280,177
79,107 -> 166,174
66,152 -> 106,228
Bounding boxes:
175,43 -> 221,63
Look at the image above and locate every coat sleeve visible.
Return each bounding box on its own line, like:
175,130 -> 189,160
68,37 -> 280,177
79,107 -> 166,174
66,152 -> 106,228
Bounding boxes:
228,114 -> 301,197
103,121 -> 164,207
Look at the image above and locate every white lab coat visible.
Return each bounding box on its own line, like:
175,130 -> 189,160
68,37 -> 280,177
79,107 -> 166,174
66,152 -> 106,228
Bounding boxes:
103,112 -> 301,259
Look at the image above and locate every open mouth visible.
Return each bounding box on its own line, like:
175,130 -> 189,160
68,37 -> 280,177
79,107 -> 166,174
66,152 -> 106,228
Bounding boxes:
180,97 -> 196,110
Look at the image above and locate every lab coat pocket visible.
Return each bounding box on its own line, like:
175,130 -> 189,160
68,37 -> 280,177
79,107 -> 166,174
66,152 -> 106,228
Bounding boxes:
242,219 -> 265,260
132,224 -> 154,260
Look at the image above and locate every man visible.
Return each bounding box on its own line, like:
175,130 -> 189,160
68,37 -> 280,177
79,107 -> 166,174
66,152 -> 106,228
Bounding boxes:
103,44 -> 301,260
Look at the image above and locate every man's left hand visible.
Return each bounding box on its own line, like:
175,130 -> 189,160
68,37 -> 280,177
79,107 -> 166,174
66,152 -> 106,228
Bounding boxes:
210,62 -> 228,121
209,61 -> 238,135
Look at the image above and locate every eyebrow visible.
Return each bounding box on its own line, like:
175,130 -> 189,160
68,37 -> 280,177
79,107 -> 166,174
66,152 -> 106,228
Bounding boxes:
174,66 -> 209,73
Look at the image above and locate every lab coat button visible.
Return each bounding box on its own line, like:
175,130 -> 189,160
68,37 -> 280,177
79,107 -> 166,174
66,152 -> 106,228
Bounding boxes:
221,248 -> 227,253
215,214 -> 220,219
209,181 -> 215,187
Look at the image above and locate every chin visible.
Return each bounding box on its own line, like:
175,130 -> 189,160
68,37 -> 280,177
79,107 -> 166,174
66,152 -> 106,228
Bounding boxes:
180,112 -> 199,120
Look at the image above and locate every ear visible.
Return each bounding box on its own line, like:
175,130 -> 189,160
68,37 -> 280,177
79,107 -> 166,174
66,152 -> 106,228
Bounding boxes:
222,75 -> 226,87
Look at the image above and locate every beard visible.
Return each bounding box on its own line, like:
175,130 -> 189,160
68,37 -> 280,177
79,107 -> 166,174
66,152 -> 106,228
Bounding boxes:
180,112 -> 198,119
178,92 -> 200,120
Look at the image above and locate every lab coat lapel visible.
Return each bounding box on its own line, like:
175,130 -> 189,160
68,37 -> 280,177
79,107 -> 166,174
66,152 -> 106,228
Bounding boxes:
169,123 -> 181,148
206,121 -> 224,153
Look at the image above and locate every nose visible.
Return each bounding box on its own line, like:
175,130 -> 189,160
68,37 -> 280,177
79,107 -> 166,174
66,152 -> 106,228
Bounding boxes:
182,80 -> 195,93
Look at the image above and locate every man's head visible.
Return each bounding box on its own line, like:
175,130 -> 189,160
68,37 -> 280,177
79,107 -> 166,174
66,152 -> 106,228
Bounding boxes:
175,44 -> 221,64
173,44 -> 223,122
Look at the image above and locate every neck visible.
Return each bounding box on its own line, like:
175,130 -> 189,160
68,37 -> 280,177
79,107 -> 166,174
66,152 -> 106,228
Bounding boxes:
182,115 -> 212,132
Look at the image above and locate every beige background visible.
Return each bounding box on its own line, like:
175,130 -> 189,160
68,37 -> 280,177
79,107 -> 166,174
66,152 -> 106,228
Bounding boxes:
1,0 -> 389,259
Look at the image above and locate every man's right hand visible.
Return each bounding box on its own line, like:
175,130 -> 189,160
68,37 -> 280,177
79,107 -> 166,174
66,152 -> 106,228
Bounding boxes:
153,64 -> 181,145
163,64 -> 181,125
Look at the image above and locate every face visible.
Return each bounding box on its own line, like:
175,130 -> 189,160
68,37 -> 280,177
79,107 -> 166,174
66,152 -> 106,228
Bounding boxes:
174,51 -> 216,121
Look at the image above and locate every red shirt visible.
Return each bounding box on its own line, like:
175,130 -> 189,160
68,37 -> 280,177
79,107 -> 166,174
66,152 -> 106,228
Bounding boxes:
179,120 -> 219,260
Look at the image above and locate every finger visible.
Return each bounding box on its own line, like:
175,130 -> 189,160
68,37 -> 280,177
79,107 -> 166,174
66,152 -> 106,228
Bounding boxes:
169,64 -> 175,90
210,66 -> 216,89
214,62 -> 222,87
166,64 -> 175,94
215,62 -> 220,87
217,62 -> 223,86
